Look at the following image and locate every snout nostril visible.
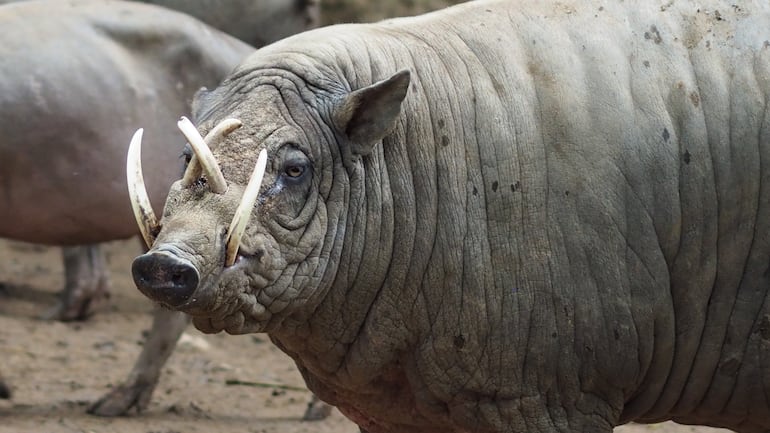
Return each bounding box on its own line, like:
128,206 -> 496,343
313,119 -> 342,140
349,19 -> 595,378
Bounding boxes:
171,272 -> 185,285
131,252 -> 200,307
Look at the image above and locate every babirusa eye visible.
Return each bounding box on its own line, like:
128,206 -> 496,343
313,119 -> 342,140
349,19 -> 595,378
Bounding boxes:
285,164 -> 305,178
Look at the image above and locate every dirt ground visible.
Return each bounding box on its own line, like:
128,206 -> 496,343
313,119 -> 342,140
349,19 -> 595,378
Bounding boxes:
0,238 -> 731,433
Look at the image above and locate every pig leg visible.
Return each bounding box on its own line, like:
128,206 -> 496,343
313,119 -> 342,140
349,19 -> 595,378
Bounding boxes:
88,306 -> 189,416
42,245 -> 110,321
0,374 -> 10,399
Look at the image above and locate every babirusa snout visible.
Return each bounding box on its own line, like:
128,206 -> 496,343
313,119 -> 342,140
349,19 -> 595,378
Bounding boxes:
225,149 -> 268,266
126,128 -> 159,248
132,251 -> 200,307
177,116 -> 228,194
180,118 -> 242,188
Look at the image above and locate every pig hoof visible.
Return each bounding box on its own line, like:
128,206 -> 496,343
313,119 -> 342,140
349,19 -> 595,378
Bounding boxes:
41,289 -> 111,321
302,396 -> 333,421
87,382 -> 154,417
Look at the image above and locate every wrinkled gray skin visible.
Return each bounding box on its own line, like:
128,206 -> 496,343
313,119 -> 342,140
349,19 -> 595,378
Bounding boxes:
133,0 -> 770,432
0,0 -> 254,409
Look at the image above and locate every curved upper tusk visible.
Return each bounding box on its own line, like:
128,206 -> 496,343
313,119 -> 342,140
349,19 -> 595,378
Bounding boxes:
225,149 -> 268,267
177,116 -> 228,194
204,118 -> 242,149
126,128 -> 159,248
180,118 -> 242,188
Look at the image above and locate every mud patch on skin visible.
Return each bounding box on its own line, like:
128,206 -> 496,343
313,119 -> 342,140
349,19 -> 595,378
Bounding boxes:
718,357 -> 741,376
690,91 -> 700,107
756,314 -> 770,340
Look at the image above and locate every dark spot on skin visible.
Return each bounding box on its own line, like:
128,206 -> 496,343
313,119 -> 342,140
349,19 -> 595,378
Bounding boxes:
551,332 -> 558,338
437,118 -> 445,129
756,315 -> 770,340
683,150 -> 691,164
453,334 -> 466,349
663,127 -> 670,142
643,60 -> 650,67
441,136 -> 450,147
565,190 -> 570,196
714,10 -> 722,21
690,91 -> 700,107
644,25 -> 663,44
706,40 -> 712,49
719,357 -> 740,376
492,181 -> 499,192
511,181 -> 521,192
613,329 -> 620,340
473,186 -> 478,196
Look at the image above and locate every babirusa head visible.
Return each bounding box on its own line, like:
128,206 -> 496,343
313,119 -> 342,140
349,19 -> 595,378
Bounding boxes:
126,117 -> 267,313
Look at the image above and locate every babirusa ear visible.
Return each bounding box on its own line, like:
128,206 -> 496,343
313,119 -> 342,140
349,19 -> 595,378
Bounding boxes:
333,70 -> 411,155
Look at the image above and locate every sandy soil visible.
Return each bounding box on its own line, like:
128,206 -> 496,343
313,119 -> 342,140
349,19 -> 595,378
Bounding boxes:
0,238 -> 732,433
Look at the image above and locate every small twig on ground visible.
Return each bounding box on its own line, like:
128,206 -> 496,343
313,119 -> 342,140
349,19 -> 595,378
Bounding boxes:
224,379 -> 308,392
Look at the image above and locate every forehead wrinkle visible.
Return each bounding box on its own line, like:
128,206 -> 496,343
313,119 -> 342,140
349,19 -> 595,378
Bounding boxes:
228,65 -> 332,103
197,77 -> 331,185
249,82 -> 322,162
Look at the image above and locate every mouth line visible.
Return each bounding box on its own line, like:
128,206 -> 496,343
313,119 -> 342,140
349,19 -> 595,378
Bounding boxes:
229,246 -> 265,267
189,291 -> 272,334
200,258 -> 273,304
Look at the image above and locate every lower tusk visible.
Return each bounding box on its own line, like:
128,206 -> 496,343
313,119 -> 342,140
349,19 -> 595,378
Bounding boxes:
126,128 -> 159,248
180,118 -> 241,188
177,116 -> 228,194
180,155 -> 202,188
225,149 -> 268,267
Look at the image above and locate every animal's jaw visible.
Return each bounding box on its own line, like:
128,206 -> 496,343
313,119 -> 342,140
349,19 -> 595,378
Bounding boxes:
185,255 -> 280,334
